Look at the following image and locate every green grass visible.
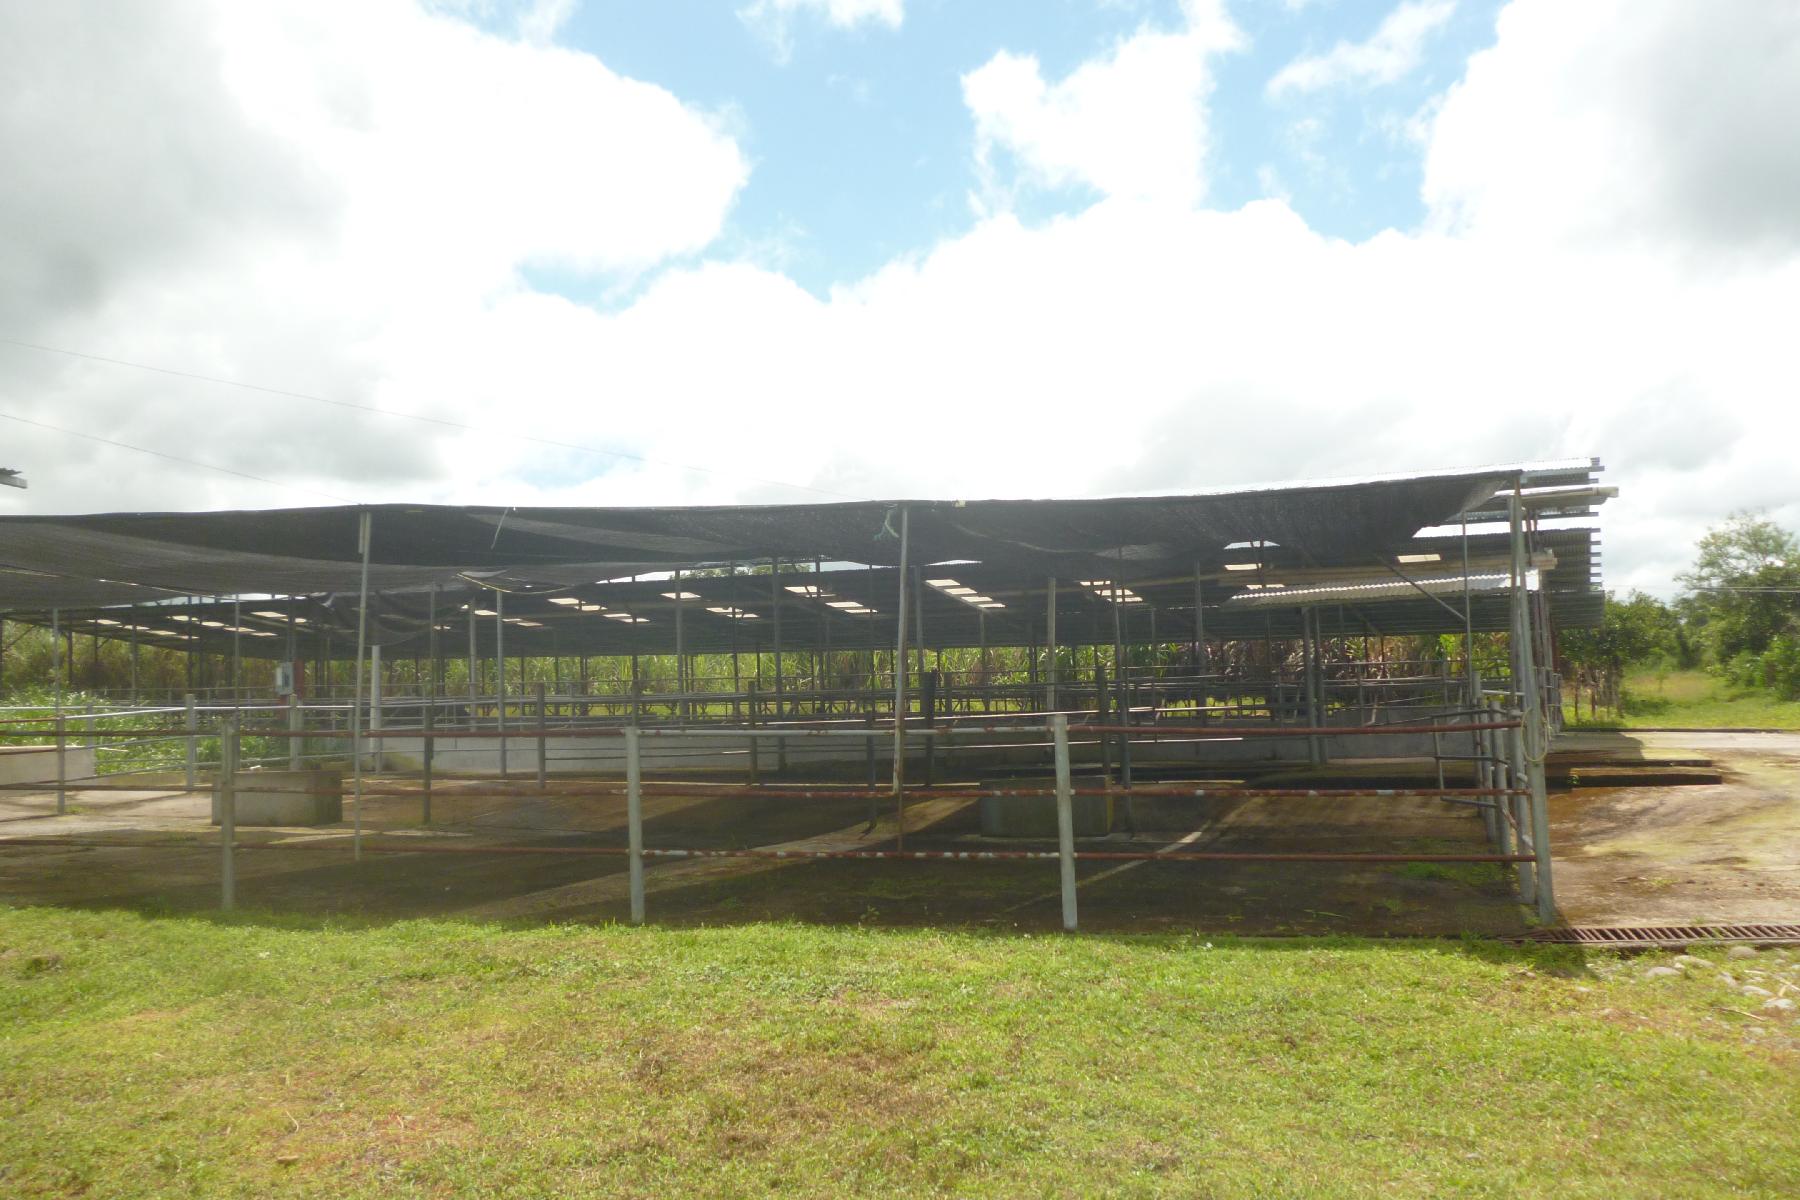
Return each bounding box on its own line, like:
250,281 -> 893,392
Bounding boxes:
1564,669 -> 1800,731
3,908 -> 1797,1198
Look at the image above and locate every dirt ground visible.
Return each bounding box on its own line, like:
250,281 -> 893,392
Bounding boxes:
1551,731 -> 1800,926
2,732 -> 1796,934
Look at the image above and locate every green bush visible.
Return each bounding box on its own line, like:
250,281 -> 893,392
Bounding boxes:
1720,637 -> 1800,700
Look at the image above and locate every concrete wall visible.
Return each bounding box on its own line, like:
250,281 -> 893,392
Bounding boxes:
0,745 -> 98,785
211,770 -> 343,826
363,704 -> 1488,777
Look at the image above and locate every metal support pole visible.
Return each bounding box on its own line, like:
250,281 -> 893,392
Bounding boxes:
219,718 -> 238,912
467,601 -> 478,713
535,680 -> 548,788
891,508 -> 911,848
1509,713 -> 1536,905
1045,576 -> 1059,713
231,598 -> 242,705
495,590 -> 508,778
625,725 -> 645,924
1302,608 -> 1322,765
287,692 -> 302,772
912,566 -> 926,680
427,583 -> 441,700
1476,700 -> 1497,847
746,679 -> 759,783
351,510 -> 372,862
424,586 -> 436,822
51,607 -> 65,814
369,643 -> 383,774
1053,713 -> 1077,933
1529,743 -> 1554,921
673,567 -> 686,721
1193,565 -> 1207,675
1509,492 -> 1554,920
1096,661 -> 1111,782
1490,698 -> 1514,857
770,564 -> 784,720
184,692 -> 198,790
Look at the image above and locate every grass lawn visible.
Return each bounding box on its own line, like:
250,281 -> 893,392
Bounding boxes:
1565,669 -> 1800,731
3,908 -> 1797,1198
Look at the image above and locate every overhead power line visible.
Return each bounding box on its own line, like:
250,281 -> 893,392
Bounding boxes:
0,410 -> 350,503
0,336 -> 860,501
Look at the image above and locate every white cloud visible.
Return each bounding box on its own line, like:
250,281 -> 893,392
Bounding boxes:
961,0 -> 1242,209
0,0 -> 746,505
1424,0 -> 1800,253
1268,0 -> 1456,97
1,0 -> 1797,606
738,0 -> 903,61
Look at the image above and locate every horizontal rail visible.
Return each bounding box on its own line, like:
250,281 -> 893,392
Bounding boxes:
0,836 -> 1535,865
1073,720 -> 1520,737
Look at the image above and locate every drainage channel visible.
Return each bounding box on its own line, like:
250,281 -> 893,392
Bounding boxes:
1520,923 -> 1800,949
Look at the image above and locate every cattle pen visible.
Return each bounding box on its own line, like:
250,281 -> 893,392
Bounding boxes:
0,459 -> 1613,929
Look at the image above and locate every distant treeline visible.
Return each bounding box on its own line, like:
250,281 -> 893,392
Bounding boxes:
1561,512 -> 1800,709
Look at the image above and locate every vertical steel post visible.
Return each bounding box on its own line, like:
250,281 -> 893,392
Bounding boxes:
51,607 -> 65,814
673,567 -> 686,721
231,598 -> 242,705
369,643 -> 383,774
467,601 -> 478,714
1192,565 -> 1207,672
1461,511 -> 1475,697
1302,608 -> 1322,765
535,680 -> 548,789
1509,492 -> 1554,919
1512,496 -> 1555,921
625,725 -> 645,924
1045,576 -> 1058,713
912,566 -> 926,680
219,717 -> 238,912
1475,697 -> 1496,847
1508,710 -> 1536,904
184,692 -> 198,790
1053,713 -> 1077,933
746,679 -> 759,783
769,564 -> 784,720
891,508 -> 911,847
351,509 -> 373,862
424,585 -> 436,821
495,590 -> 508,779
427,584 -> 440,700
1490,698 -> 1514,857
287,692 -> 302,772
977,610 -> 989,708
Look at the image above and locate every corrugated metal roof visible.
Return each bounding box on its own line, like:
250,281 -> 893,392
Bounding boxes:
0,460 -> 1607,654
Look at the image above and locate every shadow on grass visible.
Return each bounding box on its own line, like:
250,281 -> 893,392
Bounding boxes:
3,896 -> 1598,978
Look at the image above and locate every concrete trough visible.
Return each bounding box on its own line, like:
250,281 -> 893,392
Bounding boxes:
979,788 -> 1111,838
212,770 -> 343,826
0,744 -> 97,784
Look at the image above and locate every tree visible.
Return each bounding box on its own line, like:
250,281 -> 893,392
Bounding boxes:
1677,511 -> 1800,661
1561,590 -> 1680,713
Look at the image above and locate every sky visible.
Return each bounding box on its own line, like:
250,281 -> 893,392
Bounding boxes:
1,0 -> 1796,597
